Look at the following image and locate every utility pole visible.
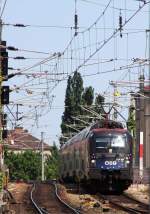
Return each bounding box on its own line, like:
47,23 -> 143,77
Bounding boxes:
110,81 -> 118,121
149,2 -> 150,85
0,18 -> 3,202
139,71 -> 145,179
0,19 -> 3,167
41,132 -> 44,181
147,5 -> 150,211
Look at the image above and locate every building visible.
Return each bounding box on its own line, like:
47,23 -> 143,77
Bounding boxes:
135,84 -> 150,181
4,127 -> 51,157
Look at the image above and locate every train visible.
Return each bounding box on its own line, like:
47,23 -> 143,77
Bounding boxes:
60,120 -> 133,193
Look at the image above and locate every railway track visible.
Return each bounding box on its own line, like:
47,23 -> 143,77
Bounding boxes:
97,192 -> 149,214
30,182 -> 82,214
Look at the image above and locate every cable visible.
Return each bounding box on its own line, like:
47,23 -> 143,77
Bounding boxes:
70,1 -> 150,75
79,0 -> 149,12
0,44 -> 53,55
3,22 -> 148,31
81,62 -> 149,77
0,0 -> 7,18
81,0 -> 112,34
7,1 -> 150,135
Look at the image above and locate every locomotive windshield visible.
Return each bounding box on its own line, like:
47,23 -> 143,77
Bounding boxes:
95,134 -> 129,153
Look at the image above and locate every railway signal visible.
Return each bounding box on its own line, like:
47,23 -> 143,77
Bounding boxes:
0,41 -> 9,141
1,113 -> 7,139
0,41 -> 8,79
1,86 -> 9,105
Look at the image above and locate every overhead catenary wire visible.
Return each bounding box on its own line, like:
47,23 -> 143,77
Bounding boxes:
0,0 -> 7,18
3,22 -> 149,31
78,0 -> 149,12
0,44 -> 54,55
81,0 -> 113,34
20,0 -> 147,94
12,0 -> 141,101
5,0 -> 150,139
69,1 -> 150,75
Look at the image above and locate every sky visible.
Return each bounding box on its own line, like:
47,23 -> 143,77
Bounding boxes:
1,0 -> 149,145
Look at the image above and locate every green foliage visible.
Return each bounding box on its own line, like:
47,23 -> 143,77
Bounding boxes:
4,149 -> 41,181
71,71 -> 84,116
60,72 -> 106,146
94,94 -> 105,117
45,144 -> 60,179
127,105 -> 135,137
82,86 -> 94,106
0,172 -> 3,192
4,144 -> 60,181
61,76 -> 74,131
61,71 -> 84,144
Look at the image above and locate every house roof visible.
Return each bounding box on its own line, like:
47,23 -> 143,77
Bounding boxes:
5,127 -> 51,151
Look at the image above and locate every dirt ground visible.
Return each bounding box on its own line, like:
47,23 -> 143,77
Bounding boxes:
59,183 -> 149,214
6,182 -> 150,214
8,182 -> 36,214
125,184 -> 149,204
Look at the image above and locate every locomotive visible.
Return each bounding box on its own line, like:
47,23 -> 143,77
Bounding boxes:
60,120 -> 133,192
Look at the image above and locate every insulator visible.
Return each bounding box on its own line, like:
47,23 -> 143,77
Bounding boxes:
8,67 -> 14,70
14,56 -> 26,60
7,46 -> 18,51
74,14 -> 78,36
119,12 -> 123,38
119,15 -> 122,26
14,24 -> 26,27
75,14 -> 78,26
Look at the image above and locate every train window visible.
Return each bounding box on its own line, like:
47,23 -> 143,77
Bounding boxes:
111,136 -> 125,148
95,134 -> 130,153
96,137 -> 110,148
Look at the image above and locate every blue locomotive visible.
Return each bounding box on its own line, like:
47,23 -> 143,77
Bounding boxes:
60,120 -> 133,192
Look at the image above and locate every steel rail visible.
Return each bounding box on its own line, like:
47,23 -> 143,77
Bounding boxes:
108,199 -> 148,214
30,183 -> 43,214
40,207 -> 49,214
54,183 -> 82,214
123,193 -> 149,209
97,193 -> 149,214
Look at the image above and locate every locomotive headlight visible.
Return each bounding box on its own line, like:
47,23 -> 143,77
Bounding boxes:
91,159 -> 96,163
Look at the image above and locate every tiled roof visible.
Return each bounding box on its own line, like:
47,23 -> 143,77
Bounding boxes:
5,127 -> 51,151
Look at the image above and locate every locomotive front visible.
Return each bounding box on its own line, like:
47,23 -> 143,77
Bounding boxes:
88,129 -> 133,192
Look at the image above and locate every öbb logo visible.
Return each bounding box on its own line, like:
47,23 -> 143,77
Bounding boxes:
104,161 -> 117,166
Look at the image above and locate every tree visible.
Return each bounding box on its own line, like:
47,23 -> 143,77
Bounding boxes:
94,94 -> 106,118
4,149 -> 41,181
61,76 -> 74,134
82,86 -> 94,106
127,105 -> 136,137
60,71 -> 84,144
45,143 -> 60,179
4,144 -> 61,181
60,72 -> 106,146
71,71 -> 84,116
